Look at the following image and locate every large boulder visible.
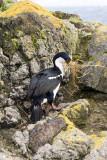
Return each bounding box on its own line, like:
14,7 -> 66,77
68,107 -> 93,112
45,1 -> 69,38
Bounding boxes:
88,26 -> 107,58
0,1 -> 72,127
81,54 -> 107,93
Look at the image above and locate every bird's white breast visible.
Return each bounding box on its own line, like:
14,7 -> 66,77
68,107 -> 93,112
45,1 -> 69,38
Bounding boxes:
53,84 -> 60,98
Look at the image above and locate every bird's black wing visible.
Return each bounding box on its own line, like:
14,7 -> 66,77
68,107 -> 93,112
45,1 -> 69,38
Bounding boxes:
28,68 -> 62,99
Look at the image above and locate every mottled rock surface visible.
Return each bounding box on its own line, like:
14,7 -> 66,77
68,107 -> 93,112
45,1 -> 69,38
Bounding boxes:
28,117 -> 67,153
61,99 -> 89,127
84,131 -> 107,160
0,107 -> 21,128
81,54 -> 107,93
0,1 -> 107,160
12,130 -> 29,155
88,26 -> 107,58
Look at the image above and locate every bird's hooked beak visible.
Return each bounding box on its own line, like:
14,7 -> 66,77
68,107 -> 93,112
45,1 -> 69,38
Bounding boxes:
65,60 -> 72,65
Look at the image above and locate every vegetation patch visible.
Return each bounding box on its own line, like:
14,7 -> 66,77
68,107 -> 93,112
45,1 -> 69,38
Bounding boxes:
1,0 -> 13,12
58,14 -> 62,19
88,56 -> 96,61
69,17 -> 82,24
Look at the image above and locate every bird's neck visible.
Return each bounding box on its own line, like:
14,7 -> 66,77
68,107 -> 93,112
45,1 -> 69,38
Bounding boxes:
54,59 -> 64,76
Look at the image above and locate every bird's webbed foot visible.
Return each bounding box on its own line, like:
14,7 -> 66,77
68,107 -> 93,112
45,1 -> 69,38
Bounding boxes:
50,103 -> 68,110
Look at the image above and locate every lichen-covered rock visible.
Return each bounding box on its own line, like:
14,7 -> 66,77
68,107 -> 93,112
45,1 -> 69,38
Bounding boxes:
84,131 -> 107,160
63,20 -> 79,55
81,54 -> 107,93
28,117 -> 67,153
0,1 -> 65,29
30,58 -> 40,74
0,106 -> 21,127
69,16 -> 84,28
12,130 -> 29,155
61,99 -> 89,128
10,52 -> 22,66
53,11 -> 72,19
10,63 -> 29,83
0,147 -> 24,160
21,35 -> 36,60
0,47 -> 9,65
88,26 -> 107,58
32,115 -> 90,160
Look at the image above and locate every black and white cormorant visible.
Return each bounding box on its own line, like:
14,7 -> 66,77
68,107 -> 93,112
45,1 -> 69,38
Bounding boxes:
28,52 -> 72,122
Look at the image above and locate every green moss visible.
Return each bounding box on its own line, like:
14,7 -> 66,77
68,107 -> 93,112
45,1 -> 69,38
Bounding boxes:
31,35 -> 39,49
1,0 -> 13,12
69,17 -> 82,23
58,14 -> 62,19
86,34 -> 93,40
100,52 -> 107,55
31,29 -> 47,49
11,39 -> 19,50
88,56 -> 96,61
73,55 -> 80,60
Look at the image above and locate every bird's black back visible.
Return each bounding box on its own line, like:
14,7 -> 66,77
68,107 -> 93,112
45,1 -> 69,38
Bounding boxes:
28,67 -> 62,99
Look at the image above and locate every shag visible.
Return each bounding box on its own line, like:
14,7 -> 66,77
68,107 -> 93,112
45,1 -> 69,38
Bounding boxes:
28,52 -> 72,122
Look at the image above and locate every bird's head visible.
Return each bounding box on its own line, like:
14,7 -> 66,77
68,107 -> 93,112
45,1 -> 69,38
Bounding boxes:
53,52 -> 72,68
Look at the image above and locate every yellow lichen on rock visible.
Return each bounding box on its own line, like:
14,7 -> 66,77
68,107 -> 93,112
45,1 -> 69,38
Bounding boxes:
95,26 -> 107,42
0,0 -> 64,29
95,60 -> 101,68
89,131 -> 106,151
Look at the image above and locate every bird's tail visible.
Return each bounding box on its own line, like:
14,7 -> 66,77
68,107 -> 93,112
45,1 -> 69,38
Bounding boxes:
31,103 -> 43,123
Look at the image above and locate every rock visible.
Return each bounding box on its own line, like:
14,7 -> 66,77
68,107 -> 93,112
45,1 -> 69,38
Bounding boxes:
12,130 -> 29,155
88,26 -> 107,58
81,54 -> 107,93
84,131 -> 107,160
28,117 -> 67,153
21,35 -> 36,60
10,63 -> 29,83
61,99 -> 90,128
32,116 -> 90,160
63,20 -> 79,55
7,98 -> 15,106
0,94 -> 7,107
0,48 -> 9,65
53,11 -> 72,19
69,16 -> 84,28
10,52 -> 22,66
0,147 -> 23,160
0,107 -> 21,127
10,85 -> 27,99
36,39 -> 48,57
30,58 -> 40,74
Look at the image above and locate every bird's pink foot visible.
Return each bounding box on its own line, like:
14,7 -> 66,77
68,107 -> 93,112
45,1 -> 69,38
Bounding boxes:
50,103 -> 68,111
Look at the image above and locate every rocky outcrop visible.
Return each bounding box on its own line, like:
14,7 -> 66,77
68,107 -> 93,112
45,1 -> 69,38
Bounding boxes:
61,99 -> 89,127
0,1 -> 72,129
81,54 -> 107,93
88,26 -> 107,58
29,117 -> 67,153
84,131 -> 107,160
53,11 -> 76,19
0,1 -> 107,160
0,106 -> 21,128
29,100 -> 107,160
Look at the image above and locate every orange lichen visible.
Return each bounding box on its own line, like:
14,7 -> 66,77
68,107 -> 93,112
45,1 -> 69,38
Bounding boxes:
0,0 -> 65,30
